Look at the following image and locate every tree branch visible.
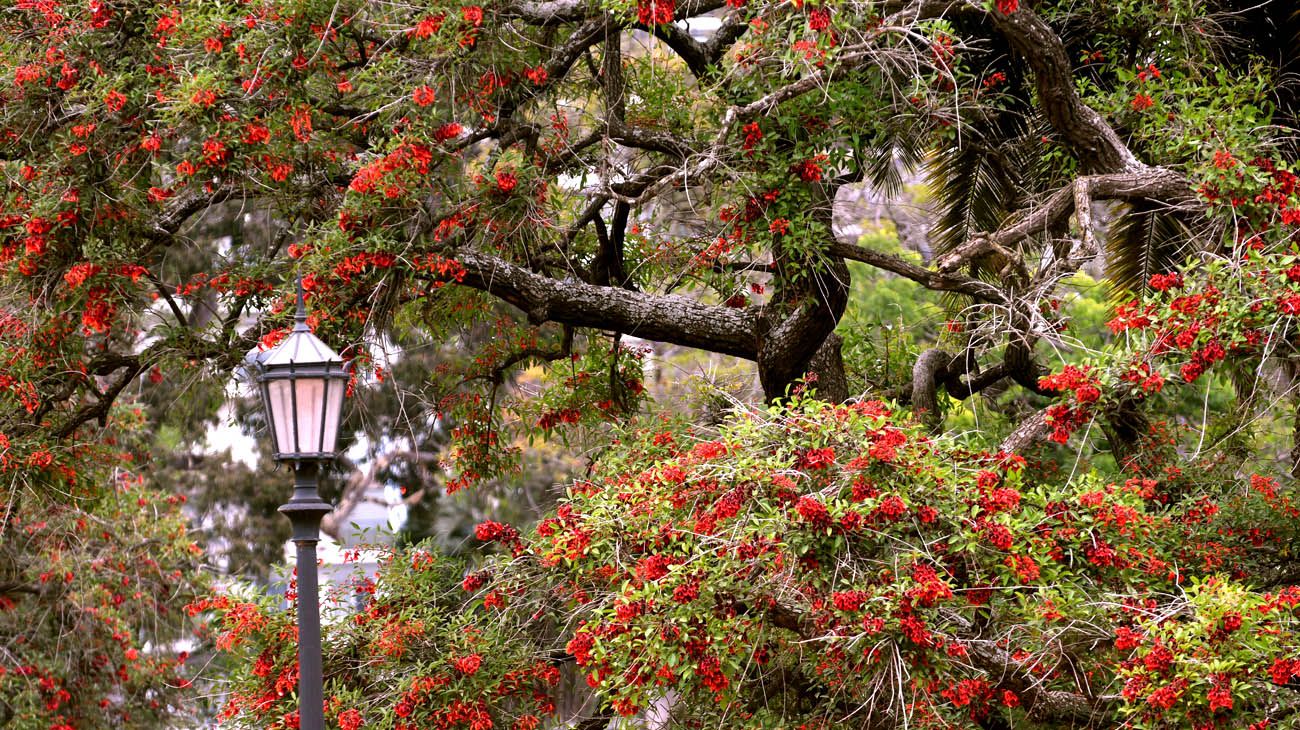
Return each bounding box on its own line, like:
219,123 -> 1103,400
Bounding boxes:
934,169 -> 1194,273
450,250 -> 758,360
829,240 -> 1006,303
986,5 -> 1139,173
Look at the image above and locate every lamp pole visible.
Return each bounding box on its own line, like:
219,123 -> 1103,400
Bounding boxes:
248,277 -> 350,730
281,463 -> 331,730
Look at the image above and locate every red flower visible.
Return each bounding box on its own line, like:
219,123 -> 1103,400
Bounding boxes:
808,8 -> 830,30
435,122 -> 464,142
799,447 -> 835,470
566,632 -> 595,665
874,494 -> 907,521
1148,272 -> 1183,291
1115,626 -> 1143,650
242,123 -> 271,145
461,5 -> 484,26
411,14 -> 445,38
671,576 -> 700,603
981,522 -> 1013,550
525,66 -> 548,86
453,654 -> 483,675
792,157 -> 825,182
412,85 -> 437,107
290,107 -> 313,142
104,89 -> 127,112
474,520 -> 520,543
1131,93 -> 1154,111
339,709 -> 363,730
795,496 -> 831,528
1137,64 -> 1161,82
1208,679 -> 1233,712
1271,658 -> 1297,685
831,590 -> 868,612
636,0 -> 674,25
996,0 -> 1018,14
741,122 -> 762,155
1145,679 -> 1186,710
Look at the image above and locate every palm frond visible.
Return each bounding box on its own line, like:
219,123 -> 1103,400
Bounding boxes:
861,122 -> 929,200
925,108 -> 1052,280
1103,198 -> 1194,298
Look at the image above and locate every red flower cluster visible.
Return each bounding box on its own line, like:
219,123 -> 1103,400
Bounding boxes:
795,495 -> 831,528
475,520 -> 521,548
636,0 -> 675,25
1039,365 -> 1101,404
412,85 -> 437,107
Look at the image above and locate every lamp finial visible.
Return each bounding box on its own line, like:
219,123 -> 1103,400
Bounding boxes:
294,274 -> 309,331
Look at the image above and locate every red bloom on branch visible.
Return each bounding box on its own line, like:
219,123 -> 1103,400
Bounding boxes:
637,0 -> 674,25
525,66 -> 548,85
798,447 -> 835,470
435,122 -> 464,142
475,520 -> 520,543
338,709 -> 363,730
795,496 -> 831,528
496,170 -> 518,193
996,0 -> 1018,14
831,590 -> 868,612
741,122 -> 763,157
411,14 -> 445,38
808,8 -> 830,31
1271,658 -> 1298,685
453,654 -> 483,675
412,85 -> 437,107
289,107 -> 313,142
104,90 -> 127,112
792,157 -> 825,182
242,123 -> 270,145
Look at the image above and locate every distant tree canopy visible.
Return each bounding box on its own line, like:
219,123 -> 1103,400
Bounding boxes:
4,0 -> 1300,727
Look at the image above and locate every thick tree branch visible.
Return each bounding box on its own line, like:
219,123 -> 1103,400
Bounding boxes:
451,250 -> 758,360
965,638 -> 1117,726
999,410 -> 1050,454
986,5 -> 1139,173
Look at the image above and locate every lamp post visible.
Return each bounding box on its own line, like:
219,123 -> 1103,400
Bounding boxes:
247,277 -> 349,730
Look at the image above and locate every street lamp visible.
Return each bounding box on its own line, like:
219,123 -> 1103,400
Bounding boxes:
246,277 -> 349,730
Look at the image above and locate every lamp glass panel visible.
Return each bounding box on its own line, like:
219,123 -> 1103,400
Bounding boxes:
292,376 -> 326,454
266,379 -> 296,455
321,378 -> 344,455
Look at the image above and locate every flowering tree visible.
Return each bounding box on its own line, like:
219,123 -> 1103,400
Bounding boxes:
4,0 -> 1300,727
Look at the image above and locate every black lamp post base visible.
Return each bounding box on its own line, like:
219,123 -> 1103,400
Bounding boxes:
278,462 -> 332,730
